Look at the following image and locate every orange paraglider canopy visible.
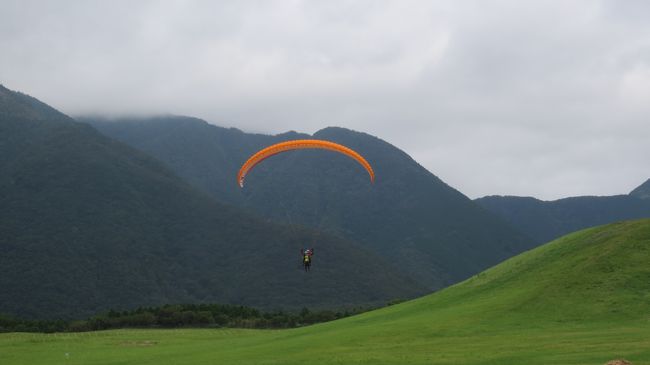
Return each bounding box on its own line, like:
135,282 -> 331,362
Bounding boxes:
237,139 -> 375,187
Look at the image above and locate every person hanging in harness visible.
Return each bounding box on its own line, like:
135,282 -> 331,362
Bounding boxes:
301,248 -> 314,272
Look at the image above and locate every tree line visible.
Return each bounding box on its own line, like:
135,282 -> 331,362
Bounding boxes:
0,303 -> 377,333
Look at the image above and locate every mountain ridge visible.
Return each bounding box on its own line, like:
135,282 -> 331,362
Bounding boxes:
0,85 -> 426,319
476,186 -> 650,243
630,178 -> 650,200
88,115 -> 535,290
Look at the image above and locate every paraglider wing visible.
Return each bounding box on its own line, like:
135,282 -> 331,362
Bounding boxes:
237,139 -> 375,187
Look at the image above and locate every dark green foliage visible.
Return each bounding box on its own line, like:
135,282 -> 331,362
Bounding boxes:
0,303 -> 372,332
88,116 -> 534,289
476,193 -> 650,243
0,85 -> 425,319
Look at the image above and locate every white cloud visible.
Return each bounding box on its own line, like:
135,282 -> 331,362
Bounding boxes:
1,0 -> 649,199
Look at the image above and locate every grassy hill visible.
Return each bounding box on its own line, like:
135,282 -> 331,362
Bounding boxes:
88,116 -> 534,289
0,85 -> 425,318
3,219 -> 650,364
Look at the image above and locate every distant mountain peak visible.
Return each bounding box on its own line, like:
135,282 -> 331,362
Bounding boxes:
276,130 -> 308,139
315,126 -> 355,133
630,179 -> 650,200
0,84 -> 71,122
314,126 -> 377,139
479,195 -> 542,202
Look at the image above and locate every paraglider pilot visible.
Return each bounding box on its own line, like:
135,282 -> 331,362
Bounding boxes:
301,248 -> 314,272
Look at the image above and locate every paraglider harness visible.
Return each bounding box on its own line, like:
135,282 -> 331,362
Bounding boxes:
301,248 -> 313,271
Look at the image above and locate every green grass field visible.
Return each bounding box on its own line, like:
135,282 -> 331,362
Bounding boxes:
3,219 -> 650,365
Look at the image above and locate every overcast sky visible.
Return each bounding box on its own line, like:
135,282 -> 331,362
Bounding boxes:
1,0 -> 649,199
